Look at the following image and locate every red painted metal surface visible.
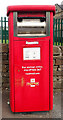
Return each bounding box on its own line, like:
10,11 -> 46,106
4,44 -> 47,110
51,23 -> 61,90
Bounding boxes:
8,12 -> 15,112
7,5 -> 55,16
17,12 -> 46,18
7,5 -> 55,112
14,38 -> 49,112
49,12 -> 53,110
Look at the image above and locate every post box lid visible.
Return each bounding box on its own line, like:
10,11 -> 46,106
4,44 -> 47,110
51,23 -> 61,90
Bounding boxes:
7,5 -> 55,16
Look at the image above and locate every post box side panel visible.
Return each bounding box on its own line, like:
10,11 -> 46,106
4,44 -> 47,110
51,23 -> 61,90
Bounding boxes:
9,12 -> 15,112
14,39 -> 49,112
49,12 -> 53,110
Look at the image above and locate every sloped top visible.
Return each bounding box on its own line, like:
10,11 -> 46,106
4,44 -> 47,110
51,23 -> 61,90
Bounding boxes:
60,5 -> 63,10
55,4 -> 63,10
7,5 -> 55,16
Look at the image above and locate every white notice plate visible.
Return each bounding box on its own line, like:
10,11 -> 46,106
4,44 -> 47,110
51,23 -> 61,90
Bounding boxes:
23,47 -> 40,60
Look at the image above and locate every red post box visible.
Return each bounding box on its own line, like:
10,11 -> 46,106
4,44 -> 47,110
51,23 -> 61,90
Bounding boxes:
7,5 -> 55,112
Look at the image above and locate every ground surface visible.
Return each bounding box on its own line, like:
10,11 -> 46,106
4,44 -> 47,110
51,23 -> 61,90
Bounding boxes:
2,89 -> 61,119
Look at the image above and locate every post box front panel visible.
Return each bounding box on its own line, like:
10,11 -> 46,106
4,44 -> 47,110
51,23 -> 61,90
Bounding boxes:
14,38 -> 49,112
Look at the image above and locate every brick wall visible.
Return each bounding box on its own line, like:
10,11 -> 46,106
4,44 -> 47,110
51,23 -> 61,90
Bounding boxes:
0,44 -> 63,89
53,46 -> 63,89
2,44 -> 9,89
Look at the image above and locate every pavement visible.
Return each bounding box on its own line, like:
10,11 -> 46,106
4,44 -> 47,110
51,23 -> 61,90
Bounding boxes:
2,89 -> 62,119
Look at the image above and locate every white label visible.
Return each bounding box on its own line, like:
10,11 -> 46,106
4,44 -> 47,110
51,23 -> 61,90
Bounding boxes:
26,41 -> 39,44
31,85 -> 35,87
23,47 -> 40,60
30,78 -> 35,83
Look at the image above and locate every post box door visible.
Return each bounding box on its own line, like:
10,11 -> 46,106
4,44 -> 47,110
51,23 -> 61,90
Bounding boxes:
14,38 -> 49,112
